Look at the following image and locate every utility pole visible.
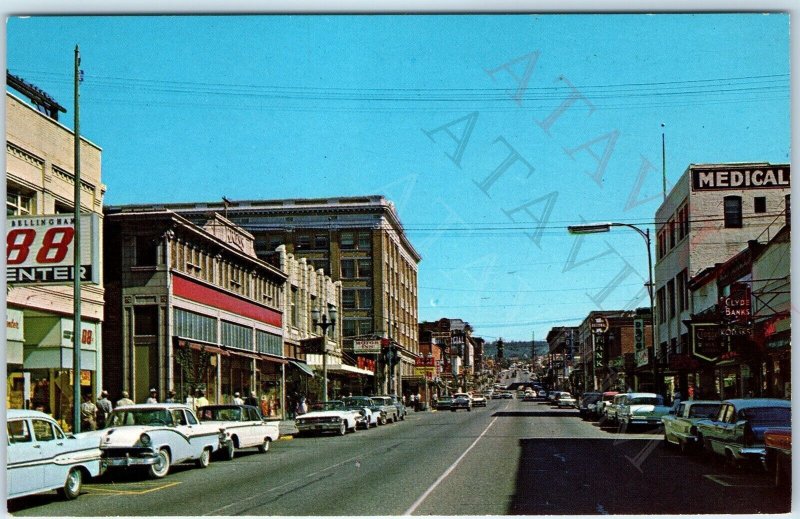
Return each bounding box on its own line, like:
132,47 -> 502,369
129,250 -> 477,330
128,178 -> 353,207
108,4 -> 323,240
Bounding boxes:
72,45 -> 83,433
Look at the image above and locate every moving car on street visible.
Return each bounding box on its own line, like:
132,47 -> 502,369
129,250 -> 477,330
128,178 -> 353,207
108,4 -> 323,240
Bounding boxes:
661,400 -> 721,453
197,404 -> 279,459
555,392 -> 577,408
100,403 -> 225,479
695,398 -> 791,468
295,401 -> 362,436
435,396 -> 454,410
451,393 -> 473,412
471,393 -> 487,407
7,409 -> 104,501
578,392 -> 602,419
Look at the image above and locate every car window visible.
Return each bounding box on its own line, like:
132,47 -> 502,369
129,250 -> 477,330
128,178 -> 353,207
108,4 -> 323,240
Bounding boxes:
721,405 -> 735,423
688,404 -> 719,418
740,406 -> 791,425
676,403 -> 685,416
186,410 -> 198,425
248,408 -> 261,421
8,419 -> 32,444
714,405 -> 727,422
32,419 -> 56,442
171,410 -> 188,426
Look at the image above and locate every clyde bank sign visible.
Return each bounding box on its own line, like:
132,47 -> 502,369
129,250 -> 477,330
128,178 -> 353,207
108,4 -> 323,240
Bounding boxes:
692,165 -> 790,191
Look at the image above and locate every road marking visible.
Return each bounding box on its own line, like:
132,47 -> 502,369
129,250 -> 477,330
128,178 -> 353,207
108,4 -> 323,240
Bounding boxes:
404,408 -> 504,515
84,481 -> 180,495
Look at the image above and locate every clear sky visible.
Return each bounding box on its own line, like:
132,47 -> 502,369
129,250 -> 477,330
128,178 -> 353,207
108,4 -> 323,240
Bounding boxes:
5,13 -> 791,341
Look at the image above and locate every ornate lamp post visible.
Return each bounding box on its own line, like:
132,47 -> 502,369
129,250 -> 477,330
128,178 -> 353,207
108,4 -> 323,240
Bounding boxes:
311,306 -> 337,401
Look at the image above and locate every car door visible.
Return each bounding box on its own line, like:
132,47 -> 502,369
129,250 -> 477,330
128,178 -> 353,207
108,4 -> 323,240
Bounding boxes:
709,405 -> 733,453
31,418 -> 65,493
243,407 -> 260,447
170,409 -> 194,461
7,418 -> 43,497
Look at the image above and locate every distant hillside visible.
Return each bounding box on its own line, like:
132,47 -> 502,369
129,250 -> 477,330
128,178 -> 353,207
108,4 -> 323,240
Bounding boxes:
483,340 -> 548,359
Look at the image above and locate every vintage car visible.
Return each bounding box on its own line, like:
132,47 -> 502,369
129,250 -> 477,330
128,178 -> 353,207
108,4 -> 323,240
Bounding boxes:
295,401 -> 361,436
604,394 -> 629,425
617,393 -> 671,428
197,404 -> 279,459
100,403 -> 225,479
451,393 -> 473,412
341,397 -> 381,428
555,392 -> 577,409
7,409 -> 104,501
376,394 -> 407,420
578,392 -> 602,418
661,400 -> 721,453
695,398 -> 791,467
471,394 -> 488,407
522,392 -> 537,402
763,428 -> 791,488
435,396 -> 454,410
370,396 -> 400,423
592,391 -> 619,420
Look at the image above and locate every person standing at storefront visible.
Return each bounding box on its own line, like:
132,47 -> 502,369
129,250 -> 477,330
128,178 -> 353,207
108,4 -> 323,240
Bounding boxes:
80,393 -> 98,431
96,390 -> 113,429
116,391 -> 134,407
195,388 -> 209,409
233,392 -> 244,405
244,390 -> 259,407
146,388 -> 158,404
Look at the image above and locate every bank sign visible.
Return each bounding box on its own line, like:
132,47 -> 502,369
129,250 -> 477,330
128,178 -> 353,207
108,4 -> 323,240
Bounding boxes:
692,165 -> 790,191
6,214 -> 100,285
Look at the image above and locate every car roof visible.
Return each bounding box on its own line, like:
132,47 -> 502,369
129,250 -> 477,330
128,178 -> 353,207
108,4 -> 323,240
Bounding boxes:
723,398 -> 791,409
113,403 -> 193,411
684,400 -> 721,405
198,404 -> 258,410
7,409 -> 54,420
627,393 -> 659,398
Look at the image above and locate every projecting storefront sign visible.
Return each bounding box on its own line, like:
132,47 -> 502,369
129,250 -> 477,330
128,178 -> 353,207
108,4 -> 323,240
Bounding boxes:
6,214 -> 100,285
692,166 -> 790,191
353,339 -> 382,354
590,316 -> 609,334
635,348 -> 649,368
691,323 -> 724,362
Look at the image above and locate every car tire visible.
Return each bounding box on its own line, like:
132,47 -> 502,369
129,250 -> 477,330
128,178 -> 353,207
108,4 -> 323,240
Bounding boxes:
679,439 -> 690,455
58,467 -> 83,500
339,422 -> 347,436
380,415 -> 386,425
258,438 -> 270,453
222,440 -> 235,460
196,447 -> 211,468
400,413 -> 405,421
149,449 -> 171,479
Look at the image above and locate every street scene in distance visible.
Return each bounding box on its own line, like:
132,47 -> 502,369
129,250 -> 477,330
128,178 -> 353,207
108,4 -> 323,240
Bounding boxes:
5,12 -> 791,516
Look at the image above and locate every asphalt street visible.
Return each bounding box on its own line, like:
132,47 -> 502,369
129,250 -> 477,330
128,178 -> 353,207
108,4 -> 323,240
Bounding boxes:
8,397 -> 790,516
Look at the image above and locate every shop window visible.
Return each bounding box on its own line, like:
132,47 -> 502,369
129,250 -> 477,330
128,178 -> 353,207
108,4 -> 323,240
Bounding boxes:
724,196 -> 743,228
754,196 -> 767,214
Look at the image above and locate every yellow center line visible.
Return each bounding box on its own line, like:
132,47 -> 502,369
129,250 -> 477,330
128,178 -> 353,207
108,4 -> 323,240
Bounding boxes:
84,481 -> 181,495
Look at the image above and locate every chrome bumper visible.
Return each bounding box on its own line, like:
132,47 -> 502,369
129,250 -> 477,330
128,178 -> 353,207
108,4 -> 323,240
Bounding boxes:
101,453 -> 159,468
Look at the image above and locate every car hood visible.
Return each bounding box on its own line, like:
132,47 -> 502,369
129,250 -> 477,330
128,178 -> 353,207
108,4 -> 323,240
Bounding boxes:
296,410 -> 350,419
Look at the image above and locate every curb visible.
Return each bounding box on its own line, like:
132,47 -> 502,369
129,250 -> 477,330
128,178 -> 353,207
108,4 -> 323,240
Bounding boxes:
278,435 -> 294,441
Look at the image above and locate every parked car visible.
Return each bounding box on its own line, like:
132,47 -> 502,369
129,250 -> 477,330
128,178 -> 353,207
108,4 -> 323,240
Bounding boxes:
605,394 -> 629,425
451,393 -> 473,412
100,403 -> 225,478
617,393 -> 671,428
498,391 -> 513,399
295,401 -> 361,436
471,394 -> 487,407
763,428 -> 791,488
376,394 -> 407,420
522,392 -> 537,402
593,391 -> 619,420
435,396 -> 453,410
197,404 -> 279,459
343,397 -> 382,427
661,400 -> 721,453
695,398 -> 791,468
578,392 -> 602,419
555,392 -> 577,409
7,409 -> 104,501
370,396 -> 400,423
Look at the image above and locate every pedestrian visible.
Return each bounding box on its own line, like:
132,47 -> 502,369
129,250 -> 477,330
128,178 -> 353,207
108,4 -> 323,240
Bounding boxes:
116,390 -> 134,407
233,391 -> 244,405
165,389 -> 177,403
298,396 -> 308,415
416,391 -> 422,412
194,388 -> 209,409
186,390 -> 196,412
146,388 -> 158,404
96,390 -> 113,429
244,390 -> 259,407
409,393 -> 416,411
80,393 -> 98,431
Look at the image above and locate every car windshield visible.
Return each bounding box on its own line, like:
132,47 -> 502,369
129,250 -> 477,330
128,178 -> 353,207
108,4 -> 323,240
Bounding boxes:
198,407 -> 241,421
310,402 -> 345,412
107,409 -> 173,427
688,404 -> 720,418
740,407 -> 791,424
582,394 -> 601,403
628,397 -> 662,405
343,398 -> 373,407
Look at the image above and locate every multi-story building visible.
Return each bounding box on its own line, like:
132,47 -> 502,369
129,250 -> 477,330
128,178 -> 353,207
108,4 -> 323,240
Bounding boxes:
130,196 -> 421,395
545,327 -> 578,391
655,162 -> 790,398
6,82 -> 106,431
102,210 -> 287,411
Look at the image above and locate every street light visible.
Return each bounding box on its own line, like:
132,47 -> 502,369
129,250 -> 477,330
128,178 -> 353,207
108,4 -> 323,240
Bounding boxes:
311,305 -> 337,401
567,222 -> 661,396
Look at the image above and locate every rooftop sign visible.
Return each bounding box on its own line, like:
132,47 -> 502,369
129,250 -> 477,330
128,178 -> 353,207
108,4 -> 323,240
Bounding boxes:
692,166 -> 790,191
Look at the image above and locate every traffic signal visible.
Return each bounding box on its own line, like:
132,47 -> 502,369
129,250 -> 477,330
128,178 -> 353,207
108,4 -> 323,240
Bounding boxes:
634,319 -> 645,351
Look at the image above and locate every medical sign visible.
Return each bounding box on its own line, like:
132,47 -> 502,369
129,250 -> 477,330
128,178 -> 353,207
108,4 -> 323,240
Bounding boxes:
6,214 -> 100,285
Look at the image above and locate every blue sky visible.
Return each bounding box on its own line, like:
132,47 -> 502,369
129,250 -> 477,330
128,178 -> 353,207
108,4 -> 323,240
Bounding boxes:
5,14 -> 791,341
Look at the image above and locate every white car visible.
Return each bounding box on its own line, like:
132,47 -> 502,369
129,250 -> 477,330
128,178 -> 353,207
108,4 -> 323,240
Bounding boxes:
555,392 -> 577,408
342,397 -> 381,428
197,404 -> 280,459
295,401 -> 361,436
7,409 -> 104,501
100,403 -> 225,478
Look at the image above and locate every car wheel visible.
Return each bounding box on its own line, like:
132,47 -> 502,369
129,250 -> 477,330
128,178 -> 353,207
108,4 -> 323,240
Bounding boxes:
58,467 -> 82,500
258,438 -> 271,453
196,447 -> 211,468
380,415 -> 386,425
339,422 -> 347,436
400,412 -> 405,421
222,440 -> 235,460
148,449 -> 171,479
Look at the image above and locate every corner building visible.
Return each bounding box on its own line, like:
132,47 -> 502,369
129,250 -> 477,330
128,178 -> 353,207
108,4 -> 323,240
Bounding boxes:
123,196 -> 421,395
654,162 -> 789,399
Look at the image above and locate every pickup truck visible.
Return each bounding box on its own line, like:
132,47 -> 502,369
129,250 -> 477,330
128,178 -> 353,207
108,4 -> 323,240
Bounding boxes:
661,400 -> 721,453
617,393 -> 671,429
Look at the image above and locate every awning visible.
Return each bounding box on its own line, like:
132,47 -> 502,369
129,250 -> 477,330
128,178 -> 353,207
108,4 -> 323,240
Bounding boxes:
258,353 -> 289,365
289,360 -> 316,377
326,364 -> 373,376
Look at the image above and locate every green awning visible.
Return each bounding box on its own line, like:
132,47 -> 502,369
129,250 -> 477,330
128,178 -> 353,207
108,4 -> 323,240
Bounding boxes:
289,360 -> 315,377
